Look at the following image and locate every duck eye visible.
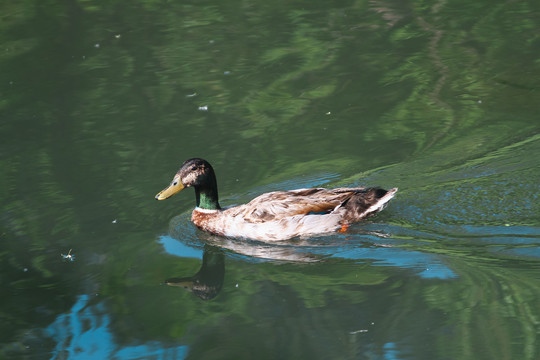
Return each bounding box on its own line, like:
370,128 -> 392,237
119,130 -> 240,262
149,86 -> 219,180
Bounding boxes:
191,166 -> 197,171
173,181 -> 178,186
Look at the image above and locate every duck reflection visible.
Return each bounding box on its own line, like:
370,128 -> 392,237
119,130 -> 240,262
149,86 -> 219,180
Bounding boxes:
167,217 -> 323,263
202,236 -> 322,263
166,245 -> 225,300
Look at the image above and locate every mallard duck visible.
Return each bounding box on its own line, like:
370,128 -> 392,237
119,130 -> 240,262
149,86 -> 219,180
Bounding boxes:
156,158 -> 397,241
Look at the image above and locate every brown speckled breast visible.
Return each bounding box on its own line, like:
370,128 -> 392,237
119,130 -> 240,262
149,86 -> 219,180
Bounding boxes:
191,209 -> 225,236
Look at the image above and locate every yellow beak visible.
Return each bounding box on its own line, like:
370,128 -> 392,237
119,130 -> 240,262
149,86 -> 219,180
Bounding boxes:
155,179 -> 184,200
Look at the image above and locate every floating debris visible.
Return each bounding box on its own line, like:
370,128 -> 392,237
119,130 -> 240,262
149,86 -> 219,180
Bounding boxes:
198,105 -> 208,111
112,219 -> 117,224
61,249 -> 75,262
114,34 -> 121,39
224,71 -> 231,75
94,43 -> 100,48
186,92 -> 197,98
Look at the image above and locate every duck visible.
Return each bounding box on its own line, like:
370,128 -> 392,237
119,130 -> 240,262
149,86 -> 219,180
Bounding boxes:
156,158 -> 397,241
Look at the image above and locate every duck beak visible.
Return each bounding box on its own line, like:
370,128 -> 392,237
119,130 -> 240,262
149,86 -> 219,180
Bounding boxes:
155,177 -> 184,200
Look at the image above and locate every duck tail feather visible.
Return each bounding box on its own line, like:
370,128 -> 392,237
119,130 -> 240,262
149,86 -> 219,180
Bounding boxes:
341,187 -> 397,222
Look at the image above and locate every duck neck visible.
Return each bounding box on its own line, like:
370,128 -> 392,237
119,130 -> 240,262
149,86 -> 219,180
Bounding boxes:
195,180 -> 221,210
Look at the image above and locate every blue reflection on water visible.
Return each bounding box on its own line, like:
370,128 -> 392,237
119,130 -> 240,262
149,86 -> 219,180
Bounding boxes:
158,235 -> 204,259
329,245 -> 456,279
158,231 -> 457,280
383,342 -> 401,360
46,295 -> 188,360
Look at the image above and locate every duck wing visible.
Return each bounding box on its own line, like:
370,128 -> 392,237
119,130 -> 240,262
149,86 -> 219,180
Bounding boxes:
227,188 -> 365,223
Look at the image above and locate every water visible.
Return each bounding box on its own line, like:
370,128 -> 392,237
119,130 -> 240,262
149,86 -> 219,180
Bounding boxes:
1,0 -> 539,359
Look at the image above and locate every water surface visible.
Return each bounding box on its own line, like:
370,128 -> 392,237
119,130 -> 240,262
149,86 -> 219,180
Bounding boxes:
1,0 -> 539,359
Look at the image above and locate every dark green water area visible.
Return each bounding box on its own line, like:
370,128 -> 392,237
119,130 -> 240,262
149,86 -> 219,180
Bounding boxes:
1,0 -> 539,359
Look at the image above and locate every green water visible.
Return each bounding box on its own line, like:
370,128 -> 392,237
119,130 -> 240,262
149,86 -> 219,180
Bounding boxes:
1,0 -> 539,359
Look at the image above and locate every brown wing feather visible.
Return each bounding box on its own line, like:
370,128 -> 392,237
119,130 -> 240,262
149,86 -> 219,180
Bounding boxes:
226,188 -> 364,223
